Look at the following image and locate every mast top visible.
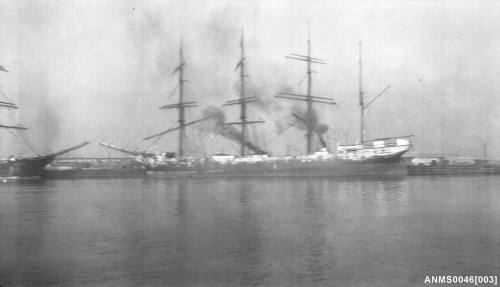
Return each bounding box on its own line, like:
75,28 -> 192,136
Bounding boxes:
275,26 -> 336,154
240,27 -> 244,51
224,28 -> 266,156
357,41 -> 391,143
143,39 -> 198,157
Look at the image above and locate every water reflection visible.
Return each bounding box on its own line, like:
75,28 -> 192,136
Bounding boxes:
4,183 -> 64,286
176,180 -> 188,217
1,177 -> 500,286
14,185 -> 50,285
302,180 -> 327,286
232,180 -> 267,286
170,179 -> 190,286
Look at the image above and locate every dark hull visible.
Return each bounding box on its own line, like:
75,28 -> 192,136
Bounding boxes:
44,157 -> 146,179
0,155 -> 55,182
0,142 -> 90,182
44,167 -> 146,179
147,159 -> 408,178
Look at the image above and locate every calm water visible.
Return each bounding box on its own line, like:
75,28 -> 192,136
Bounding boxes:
1,176 -> 499,286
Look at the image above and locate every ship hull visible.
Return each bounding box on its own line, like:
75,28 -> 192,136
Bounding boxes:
147,159 -> 408,178
0,155 -> 55,182
0,142 -> 90,182
44,157 -> 147,179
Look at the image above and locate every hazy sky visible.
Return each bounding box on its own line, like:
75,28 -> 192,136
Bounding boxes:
1,0 -> 499,158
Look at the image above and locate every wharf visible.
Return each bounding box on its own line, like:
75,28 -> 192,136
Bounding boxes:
406,157 -> 500,175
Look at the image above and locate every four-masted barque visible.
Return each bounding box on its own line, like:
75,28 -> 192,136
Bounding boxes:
101,30 -> 412,178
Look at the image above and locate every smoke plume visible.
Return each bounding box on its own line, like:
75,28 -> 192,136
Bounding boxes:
291,106 -> 330,148
201,106 -> 267,154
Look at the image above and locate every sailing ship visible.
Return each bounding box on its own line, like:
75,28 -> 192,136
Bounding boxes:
101,32 -> 411,177
335,41 -> 412,163
0,65 -> 90,182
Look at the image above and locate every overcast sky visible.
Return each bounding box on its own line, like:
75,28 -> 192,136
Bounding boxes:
1,0 -> 499,158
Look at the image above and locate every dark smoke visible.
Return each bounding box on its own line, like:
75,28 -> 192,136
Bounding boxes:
233,80 -> 283,114
201,106 -> 226,133
292,106 -> 316,131
317,134 -> 327,148
292,105 -> 330,134
291,106 -> 330,148
316,123 -> 329,148
316,123 -> 329,135
201,106 -> 267,155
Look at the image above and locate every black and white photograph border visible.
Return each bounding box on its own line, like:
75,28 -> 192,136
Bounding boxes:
0,0 -> 499,286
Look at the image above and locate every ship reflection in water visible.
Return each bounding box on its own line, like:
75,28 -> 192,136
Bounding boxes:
1,177 -> 500,286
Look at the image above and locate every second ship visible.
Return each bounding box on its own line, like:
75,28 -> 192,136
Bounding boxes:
101,31 -> 412,177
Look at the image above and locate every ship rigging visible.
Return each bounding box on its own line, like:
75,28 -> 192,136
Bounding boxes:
100,27 -> 412,178
223,29 -> 265,156
275,25 -> 337,154
0,64 -> 89,182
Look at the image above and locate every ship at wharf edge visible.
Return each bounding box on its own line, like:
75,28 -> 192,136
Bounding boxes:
101,30 -> 412,178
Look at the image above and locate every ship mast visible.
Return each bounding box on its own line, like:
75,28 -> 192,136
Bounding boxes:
143,40 -> 207,146
276,25 -> 336,154
358,41 -> 365,143
224,29 -> 264,156
306,32 -> 313,154
158,39 -> 197,157
178,39 -> 186,157
239,30 -> 247,156
0,65 -> 27,130
357,41 -> 391,144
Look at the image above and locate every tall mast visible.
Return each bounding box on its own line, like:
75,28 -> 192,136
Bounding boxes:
358,41 -> 365,143
275,24 -> 336,154
239,30 -> 247,156
224,29 -> 264,156
306,28 -> 313,154
356,42 -> 391,144
178,39 -> 186,157
156,39 -> 197,157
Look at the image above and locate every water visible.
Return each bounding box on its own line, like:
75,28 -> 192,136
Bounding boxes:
1,176 -> 499,286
